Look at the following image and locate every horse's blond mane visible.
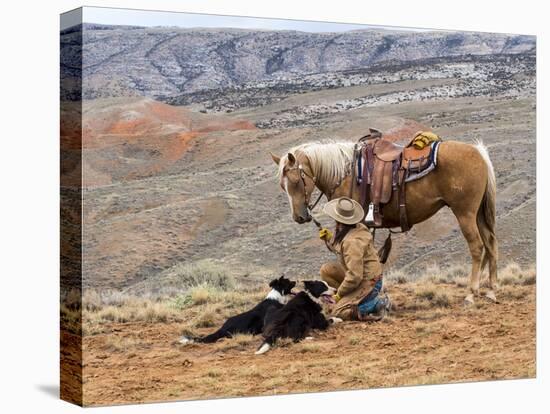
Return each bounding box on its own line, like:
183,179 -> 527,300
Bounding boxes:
277,140 -> 355,189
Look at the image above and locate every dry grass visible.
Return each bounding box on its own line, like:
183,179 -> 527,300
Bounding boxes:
415,284 -> 437,301
390,261 -> 535,291
206,369 -> 222,378
189,286 -> 213,305
498,262 -> 536,286
213,334 -> 257,352
297,342 -> 322,353
348,335 -> 361,345
414,283 -> 451,308
78,273 -> 262,336
74,261 -> 535,338
385,270 -> 408,284
386,263 -> 469,286
60,303 -> 81,334
346,367 -> 374,384
85,300 -> 180,324
126,259 -> 235,297
192,304 -> 222,328
102,335 -> 141,353
409,372 -> 449,386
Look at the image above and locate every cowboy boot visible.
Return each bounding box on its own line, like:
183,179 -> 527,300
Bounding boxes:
358,294 -> 392,322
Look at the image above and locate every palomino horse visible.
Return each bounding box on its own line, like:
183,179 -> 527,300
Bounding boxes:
271,140 -> 498,305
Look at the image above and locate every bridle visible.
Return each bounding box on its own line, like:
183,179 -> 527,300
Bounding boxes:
284,163 -> 333,236
284,157 -> 352,221
286,164 -> 324,213
283,159 -> 349,254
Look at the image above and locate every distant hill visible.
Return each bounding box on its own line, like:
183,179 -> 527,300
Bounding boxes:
60,97 -> 255,187
61,24 -> 535,99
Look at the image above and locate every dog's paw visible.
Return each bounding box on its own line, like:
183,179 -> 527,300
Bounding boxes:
329,317 -> 343,324
304,336 -> 314,341
255,343 -> 271,355
178,336 -> 194,346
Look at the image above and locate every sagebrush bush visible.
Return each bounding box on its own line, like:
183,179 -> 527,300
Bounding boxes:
415,284 -> 451,307
77,260 -> 535,339
83,300 -> 181,325
167,260 -> 235,290
170,286 -> 214,309
499,262 -> 536,286
415,285 -> 436,301
126,259 -> 235,297
193,304 -> 220,328
432,292 -> 451,308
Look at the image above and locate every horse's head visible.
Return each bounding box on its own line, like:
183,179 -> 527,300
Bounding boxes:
271,151 -> 316,224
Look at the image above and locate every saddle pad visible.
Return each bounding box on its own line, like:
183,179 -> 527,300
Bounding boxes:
355,140 -> 441,185
405,141 -> 441,183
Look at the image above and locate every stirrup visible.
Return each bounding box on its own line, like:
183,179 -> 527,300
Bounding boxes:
364,203 -> 375,226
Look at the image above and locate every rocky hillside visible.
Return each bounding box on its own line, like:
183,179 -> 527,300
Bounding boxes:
61,24 -> 535,99
166,53 -> 535,124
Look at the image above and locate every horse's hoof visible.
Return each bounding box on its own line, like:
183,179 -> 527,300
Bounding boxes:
464,294 -> 475,306
485,290 -> 498,303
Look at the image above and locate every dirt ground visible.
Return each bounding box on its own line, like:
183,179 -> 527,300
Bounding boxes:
80,278 -> 536,406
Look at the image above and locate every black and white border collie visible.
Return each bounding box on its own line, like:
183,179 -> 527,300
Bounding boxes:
179,276 -> 296,345
255,280 -> 342,355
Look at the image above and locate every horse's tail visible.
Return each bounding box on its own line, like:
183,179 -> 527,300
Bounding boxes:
474,141 -> 498,272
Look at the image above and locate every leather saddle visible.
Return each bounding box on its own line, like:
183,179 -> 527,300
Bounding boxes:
356,128 -> 439,231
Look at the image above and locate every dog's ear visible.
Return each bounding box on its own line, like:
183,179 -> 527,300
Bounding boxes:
269,278 -> 278,288
302,280 -> 312,291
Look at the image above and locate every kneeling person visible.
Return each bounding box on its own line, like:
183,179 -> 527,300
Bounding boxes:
319,197 -> 391,321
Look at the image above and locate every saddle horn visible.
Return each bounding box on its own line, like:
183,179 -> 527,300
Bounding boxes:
358,128 -> 383,143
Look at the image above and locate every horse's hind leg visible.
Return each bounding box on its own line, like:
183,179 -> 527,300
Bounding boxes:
479,221 -> 499,302
454,211 -> 484,305
486,255 -> 498,302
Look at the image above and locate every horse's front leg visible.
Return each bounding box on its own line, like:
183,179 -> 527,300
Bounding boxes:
455,212 -> 484,305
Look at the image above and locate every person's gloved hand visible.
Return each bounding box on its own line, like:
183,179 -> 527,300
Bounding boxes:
319,228 -> 333,241
333,293 -> 341,303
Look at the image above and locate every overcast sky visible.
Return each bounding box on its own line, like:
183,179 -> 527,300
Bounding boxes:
61,6 -> 431,32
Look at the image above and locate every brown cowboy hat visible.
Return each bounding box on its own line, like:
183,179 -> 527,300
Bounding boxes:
323,197 -> 364,225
